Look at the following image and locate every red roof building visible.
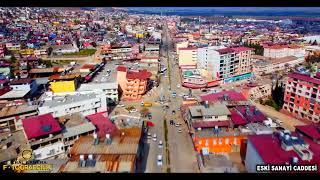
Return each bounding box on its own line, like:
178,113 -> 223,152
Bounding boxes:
86,112 -> 117,139
22,113 -> 62,140
200,90 -> 247,103
246,128 -> 320,173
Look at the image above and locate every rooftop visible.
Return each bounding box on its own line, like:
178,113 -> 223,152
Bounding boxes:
22,113 -> 62,140
248,132 -> 320,169
0,90 -> 30,99
86,112 -> 117,139
189,103 -> 230,117
216,48 -> 235,55
236,106 -> 267,123
295,125 -> 320,141
288,72 -> 320,85
200,90 -> 247,103
126,69 -> 152,80
10,78 -> 33,85
70,127 -> 142,155
39,93 -> 99,108
0,104 -> 37,119
49,74 -> 80,81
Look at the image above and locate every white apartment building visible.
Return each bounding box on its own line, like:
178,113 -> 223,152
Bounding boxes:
38,92 -> 108,117
263,45 -> 305,58
197,46 -> 253,83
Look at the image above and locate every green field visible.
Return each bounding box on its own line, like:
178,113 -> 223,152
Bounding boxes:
63,49 -> 96,56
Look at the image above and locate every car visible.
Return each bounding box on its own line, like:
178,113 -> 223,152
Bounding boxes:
178,128 -> 182,133
201,89 -> 208,92
175,122 -> 181,127
172,92 -> 177,98
157,155 -> 163,166
147,133 -> 152,139
158,140 -> 163,148
172,110 -> 176,115
129,109 -> 137,113
147,113 -> 152,119
169,120 -> 174,125
177,84 -> 181,88
118,104 -> 125,107
153,134 -> 157,141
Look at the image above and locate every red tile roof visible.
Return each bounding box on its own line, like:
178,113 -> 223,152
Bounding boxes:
295,125 -> 320,141
86,112 -> 117,139
116,66 -> 127,72
288,72 -> 320,86
231,47 -> 254,53
248,133 -> 320,171
22,113 -> 62,140
200,90 -> 247,102
230,110 -> 247,126
10,78 -> 33,85
236,106 -> 266,123
126,69 -> 152,80
216,48 -> 235,54
192,120 -> 230,128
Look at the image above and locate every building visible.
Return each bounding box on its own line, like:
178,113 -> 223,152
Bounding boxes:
22,113 -> 64,160
282,72 -> 320,123
78,82 -> 118,103
38,92 -> 108,118
252,55 -> 305,75
0,104 -> 38,134
245,125 -> 320,173
181,69 -> 207,89
240,82 -> 272,101
116,66 -> 152,101
197,46 -> 253,84
60,127 -> 143,173
178,47 -> 198,69
9,78 -> 38,96
49,74 -> 81,93
263,45 -> 305,59
0,130 -> 29,165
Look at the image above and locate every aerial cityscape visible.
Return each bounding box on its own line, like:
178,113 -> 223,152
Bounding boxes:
0,7 -> 319,173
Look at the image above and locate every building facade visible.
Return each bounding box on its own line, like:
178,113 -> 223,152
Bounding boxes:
282,72 -> 320,123
116,66 -> 151,101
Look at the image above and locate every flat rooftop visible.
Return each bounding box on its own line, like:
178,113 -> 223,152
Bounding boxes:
0,104 -> 37,119
39,93 -> 99,108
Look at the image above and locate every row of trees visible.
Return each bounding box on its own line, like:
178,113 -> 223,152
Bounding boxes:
243,42 -> 264,55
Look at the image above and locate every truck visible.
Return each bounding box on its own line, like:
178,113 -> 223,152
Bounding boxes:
141,101 -> 152,107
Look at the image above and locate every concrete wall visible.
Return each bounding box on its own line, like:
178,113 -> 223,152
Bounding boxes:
33,141 -> 65,160
245,140 -> 264,173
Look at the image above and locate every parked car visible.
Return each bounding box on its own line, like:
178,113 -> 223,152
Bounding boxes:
172,110 -> 176,115
172,92 -> 177,98
170,120 -> 174,125
158,140 -> 163,148
153,134 -> 157,141
178,128 -> 182,133
175,123 -> 181,127
157,155 -> 163,166
177,84 -> 181,88
147,133 -> 151,139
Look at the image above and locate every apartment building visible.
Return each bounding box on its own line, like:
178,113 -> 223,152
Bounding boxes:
38,92 -> 108,118
282,72 -> 320,123
263,45 -> 305,58
178,47 -> 198,69
197,46 -> 253,83
78,82 -> 118,103
116,66 -> 152,101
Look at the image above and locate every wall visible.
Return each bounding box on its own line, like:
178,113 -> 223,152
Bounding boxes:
179,49 -> 198,67
33,141 -> 65,160
245,140 -> 264,173
194,135 -> 246,154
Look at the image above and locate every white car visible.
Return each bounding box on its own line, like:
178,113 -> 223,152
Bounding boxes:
153,134 -> 157,141
147,133 -> 152,139
157,155 -> 163,166
178,128 -> 182,133
118,104 -> 125,107
175,123 -> 181,127
177,84 -> 181,88
158,140 -> 163,148
129,109 -> 137,113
